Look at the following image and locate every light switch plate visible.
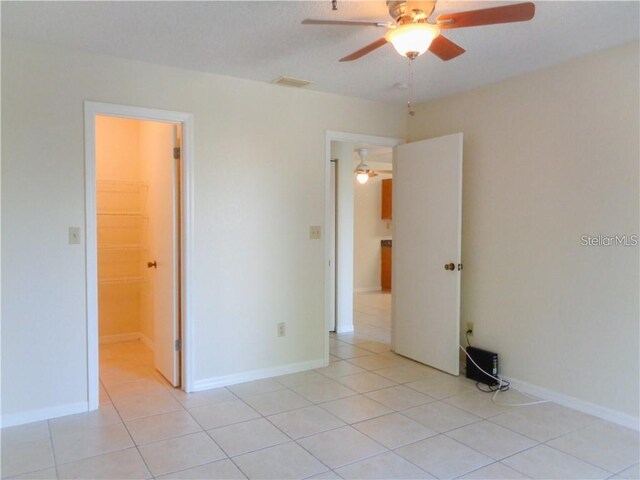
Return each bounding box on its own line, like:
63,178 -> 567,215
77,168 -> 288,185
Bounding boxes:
309,226 -> 321,240
68,227 -> 81,245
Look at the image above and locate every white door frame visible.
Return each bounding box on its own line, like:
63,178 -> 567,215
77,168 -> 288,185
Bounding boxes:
324,131 -> 403,364
84,101 -> 195,410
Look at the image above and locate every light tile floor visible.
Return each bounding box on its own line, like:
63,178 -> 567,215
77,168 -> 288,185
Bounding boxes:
2,338 -> 638,479
353,291 -> 391,344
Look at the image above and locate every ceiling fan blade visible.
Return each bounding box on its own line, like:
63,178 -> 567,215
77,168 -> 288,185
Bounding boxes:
436,2 -> 535,29
429,34 -> 465,61
368,171 -> 379,177
302,19 -> 388,27
374,170 -> 393,174
340,37 -> 388,62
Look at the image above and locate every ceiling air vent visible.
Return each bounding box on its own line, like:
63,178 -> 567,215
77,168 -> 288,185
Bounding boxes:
272,76 -> 312,88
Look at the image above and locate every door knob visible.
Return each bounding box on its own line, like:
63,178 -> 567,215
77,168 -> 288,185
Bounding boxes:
444,263 -> 455,271
147,261 -> 157,268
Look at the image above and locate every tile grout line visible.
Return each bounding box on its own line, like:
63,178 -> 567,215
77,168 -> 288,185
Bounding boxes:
103,360 -> 174,479
233,409 -> 336,477
537,440 -> 619,475
325,423 -> 435,477
267,378 -> 438,477
177,387 -> 258,479
343,404 -> 481,478
48,382 -> 141,473
46,417 -> 60,480
195,403 -> 331,479
449,460 -> 525,480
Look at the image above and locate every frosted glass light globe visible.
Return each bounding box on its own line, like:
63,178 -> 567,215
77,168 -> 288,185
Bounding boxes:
356,173 -> 370,184
385,23 -> 439,58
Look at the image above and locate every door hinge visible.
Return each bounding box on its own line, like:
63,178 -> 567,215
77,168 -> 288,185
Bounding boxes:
173,147 -> 181,160
174,339 -> 181,351
458,263 -> 463,271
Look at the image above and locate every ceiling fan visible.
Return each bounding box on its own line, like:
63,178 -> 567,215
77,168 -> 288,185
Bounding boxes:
302,1 -> 535,62
354,148 -> 392,184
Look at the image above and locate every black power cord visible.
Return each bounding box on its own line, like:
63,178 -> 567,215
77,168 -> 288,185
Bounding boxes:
476,380 -> 510,393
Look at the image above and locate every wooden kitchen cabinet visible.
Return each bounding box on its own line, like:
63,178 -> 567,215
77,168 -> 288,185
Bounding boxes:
381,241 -> 392,292
381,178 -> 392,219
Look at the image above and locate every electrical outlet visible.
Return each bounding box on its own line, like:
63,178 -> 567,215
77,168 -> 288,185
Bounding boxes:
309,226 -> 321,240
466,321 -> 474,334
68,227 -> 81,245
277,322 -> 286,337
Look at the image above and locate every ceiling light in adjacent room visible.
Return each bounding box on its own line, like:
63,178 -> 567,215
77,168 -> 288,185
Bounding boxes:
356,172 -> 370,184
354,148 -> 370,184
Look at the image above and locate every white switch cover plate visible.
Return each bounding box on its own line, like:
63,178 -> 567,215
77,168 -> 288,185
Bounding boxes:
309,226 -> 321,240
68,227 -> 81,245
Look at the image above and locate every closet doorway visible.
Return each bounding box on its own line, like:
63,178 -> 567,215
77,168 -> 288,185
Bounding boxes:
85,102 -> 194,410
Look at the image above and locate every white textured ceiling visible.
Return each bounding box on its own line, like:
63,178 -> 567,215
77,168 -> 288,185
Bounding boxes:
2,1 -> 638,104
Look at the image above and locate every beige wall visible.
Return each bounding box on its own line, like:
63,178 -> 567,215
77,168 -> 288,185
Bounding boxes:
1,38 -> 407,421
2,35 -> 637,425
353,159 -> 392,291
409,42 -> 639,418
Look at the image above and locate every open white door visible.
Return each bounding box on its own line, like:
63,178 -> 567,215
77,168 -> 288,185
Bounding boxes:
392,133 -> 463,375
145,122 -> 180,386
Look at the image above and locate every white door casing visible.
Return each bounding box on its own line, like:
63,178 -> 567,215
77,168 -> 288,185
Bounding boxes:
84,101 -> 194,410
392,133 -> 463,375
328,159 -> 337,332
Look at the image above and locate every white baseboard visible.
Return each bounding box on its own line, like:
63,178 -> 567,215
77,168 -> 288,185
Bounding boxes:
354,287 -> 382,293
99,332 -> 141,344
192,358 -> 326,392
139,333 -> 154,351
1,402 -> 88,428
506,376 -> 639,431
336,324 -> 354,334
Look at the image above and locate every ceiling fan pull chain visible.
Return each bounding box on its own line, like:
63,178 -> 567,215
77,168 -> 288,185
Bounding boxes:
407,59 -> 416,116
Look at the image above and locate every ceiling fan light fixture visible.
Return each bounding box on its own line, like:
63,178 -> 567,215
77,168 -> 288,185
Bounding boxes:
385,23 -> 439,59
354,148 -> 371,184
354,161 -> 371,184
356,172 -> 370,184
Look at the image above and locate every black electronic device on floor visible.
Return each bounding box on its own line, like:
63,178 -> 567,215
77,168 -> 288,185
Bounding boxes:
465,346 -> 499,386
